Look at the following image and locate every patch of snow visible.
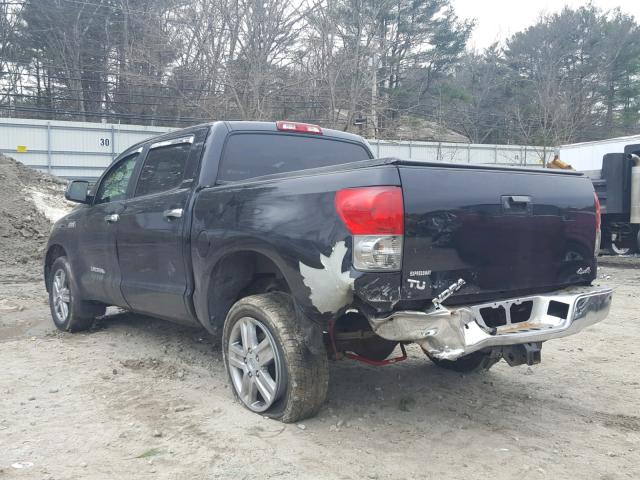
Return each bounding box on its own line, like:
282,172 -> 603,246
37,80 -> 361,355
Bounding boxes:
26,188 -> 73,223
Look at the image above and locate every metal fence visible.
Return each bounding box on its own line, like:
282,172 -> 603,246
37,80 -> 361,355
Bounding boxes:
368,140 -> 551,167
0,118 -> 173,178
1,118 -> 551,179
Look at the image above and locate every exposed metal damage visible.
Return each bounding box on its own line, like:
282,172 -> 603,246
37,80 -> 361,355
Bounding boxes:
356,276 -> 401,308
368,286 -> 613,361
299,241 -> 354,314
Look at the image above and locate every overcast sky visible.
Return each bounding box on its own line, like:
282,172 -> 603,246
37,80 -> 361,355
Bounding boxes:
452,0 -> 640,50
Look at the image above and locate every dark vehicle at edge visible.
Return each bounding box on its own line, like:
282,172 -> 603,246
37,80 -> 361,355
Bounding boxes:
45,120 -> 612,422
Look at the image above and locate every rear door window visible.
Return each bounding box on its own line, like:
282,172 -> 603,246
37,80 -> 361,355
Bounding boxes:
135,138 -> 193,197
219,133 -> 371,181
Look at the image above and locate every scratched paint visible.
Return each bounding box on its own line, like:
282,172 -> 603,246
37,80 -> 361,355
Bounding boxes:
299,241 -> 354,314
357,276 -> 401,309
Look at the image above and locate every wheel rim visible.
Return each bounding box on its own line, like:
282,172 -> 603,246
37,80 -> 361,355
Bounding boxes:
227,317 -> 284,412
611,234 -> 631,256
52,268 -> 71,323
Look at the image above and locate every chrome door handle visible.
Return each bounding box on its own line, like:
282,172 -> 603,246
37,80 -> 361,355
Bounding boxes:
163,208 -> 183,220
104,214 -> 120,223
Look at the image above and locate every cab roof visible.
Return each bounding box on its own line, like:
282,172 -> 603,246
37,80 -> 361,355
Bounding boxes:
119,120 -> 370,161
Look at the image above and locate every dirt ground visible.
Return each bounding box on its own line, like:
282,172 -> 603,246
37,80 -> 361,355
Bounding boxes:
0,258 -> 639,480
0,155 -> 72,275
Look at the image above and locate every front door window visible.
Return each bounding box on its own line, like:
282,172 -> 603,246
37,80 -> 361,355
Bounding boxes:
95,153 -> 139,204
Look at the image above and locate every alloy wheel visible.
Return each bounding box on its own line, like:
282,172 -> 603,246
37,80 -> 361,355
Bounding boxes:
227,317 -> 285,412
610,233 -> 632,256
52,268 -> 71,323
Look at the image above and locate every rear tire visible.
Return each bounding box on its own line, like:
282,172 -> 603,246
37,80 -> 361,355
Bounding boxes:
222,292 -> 329,423
424,349 -> 498,373
48,256 -> 105,332
333,312 -> 398,361
608,241 -> 632,256
607,229 -> 638,256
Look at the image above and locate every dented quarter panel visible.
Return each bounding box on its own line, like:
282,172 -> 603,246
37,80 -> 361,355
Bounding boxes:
353,272 -> 402,313
190,164 -> 402,329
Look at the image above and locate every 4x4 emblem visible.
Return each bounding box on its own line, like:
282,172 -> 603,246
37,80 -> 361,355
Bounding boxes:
576,267 -> 591,275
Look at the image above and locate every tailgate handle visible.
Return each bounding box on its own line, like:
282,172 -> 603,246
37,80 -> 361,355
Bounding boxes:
502,195 -> 532,212
507,195 -> 531,204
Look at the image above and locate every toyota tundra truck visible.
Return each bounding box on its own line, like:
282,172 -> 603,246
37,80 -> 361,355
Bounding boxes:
45,121 -> 612,422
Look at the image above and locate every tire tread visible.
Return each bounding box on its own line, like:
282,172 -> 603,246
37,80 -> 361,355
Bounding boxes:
48,256 -> 104,332
224,292 -> 329,423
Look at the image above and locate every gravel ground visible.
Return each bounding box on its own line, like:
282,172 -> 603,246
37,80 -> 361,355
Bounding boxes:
0,257 -> 639,480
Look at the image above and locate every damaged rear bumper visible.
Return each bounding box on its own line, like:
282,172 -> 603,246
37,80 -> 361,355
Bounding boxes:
368,286 -> 613,361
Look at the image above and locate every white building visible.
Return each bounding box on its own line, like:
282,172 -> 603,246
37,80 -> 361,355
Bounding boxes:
558,134 -> 640,171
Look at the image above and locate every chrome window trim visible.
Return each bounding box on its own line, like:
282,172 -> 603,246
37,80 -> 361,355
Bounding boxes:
150,135 -> 194,150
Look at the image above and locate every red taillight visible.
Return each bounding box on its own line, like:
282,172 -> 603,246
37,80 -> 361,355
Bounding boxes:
335,187 -> 404,235
594,192 -> 601,230
276,121 -> 322,135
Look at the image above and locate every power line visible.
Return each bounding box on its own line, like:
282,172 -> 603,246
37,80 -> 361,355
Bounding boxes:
0,103 -> 215,124
1,68 -> 347,101
1,69 -> 221,95
3,58 -> 249,85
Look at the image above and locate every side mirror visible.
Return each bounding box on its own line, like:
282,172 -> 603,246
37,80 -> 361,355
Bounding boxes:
65,180 -> 90,204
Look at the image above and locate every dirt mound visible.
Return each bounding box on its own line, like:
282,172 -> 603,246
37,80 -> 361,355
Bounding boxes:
0,154 -> 72,276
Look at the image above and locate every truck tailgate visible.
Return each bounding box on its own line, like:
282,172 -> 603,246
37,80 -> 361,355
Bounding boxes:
399,164 -> 598,304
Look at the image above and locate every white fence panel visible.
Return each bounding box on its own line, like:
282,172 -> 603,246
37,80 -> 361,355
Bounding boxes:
0,118 -> 173,178
367,140 -> 550,166
1,118 -> 552,179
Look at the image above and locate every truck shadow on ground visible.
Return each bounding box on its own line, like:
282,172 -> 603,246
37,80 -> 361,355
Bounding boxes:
89,309 -> 637,437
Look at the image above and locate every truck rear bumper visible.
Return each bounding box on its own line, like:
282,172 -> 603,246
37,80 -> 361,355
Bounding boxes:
368,286 -> 613,361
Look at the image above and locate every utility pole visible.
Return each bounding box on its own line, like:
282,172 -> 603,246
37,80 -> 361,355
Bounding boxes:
370,50 -> 378,139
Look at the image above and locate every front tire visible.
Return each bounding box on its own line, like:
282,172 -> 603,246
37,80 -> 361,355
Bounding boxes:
222,293 -> 329,422
48,256 -> 105,332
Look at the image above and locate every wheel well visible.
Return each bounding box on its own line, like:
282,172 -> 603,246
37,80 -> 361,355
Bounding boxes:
44,245 -> 67,291
206,251 -> 291,330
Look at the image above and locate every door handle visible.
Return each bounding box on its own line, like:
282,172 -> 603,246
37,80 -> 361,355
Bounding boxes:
163,208 -> 183,220
104,213 -> 120,223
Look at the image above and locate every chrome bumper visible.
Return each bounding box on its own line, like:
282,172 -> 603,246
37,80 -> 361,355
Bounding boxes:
368,286 -> 613,361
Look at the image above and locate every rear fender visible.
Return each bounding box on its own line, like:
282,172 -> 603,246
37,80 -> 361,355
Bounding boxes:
194,241 -> 342,333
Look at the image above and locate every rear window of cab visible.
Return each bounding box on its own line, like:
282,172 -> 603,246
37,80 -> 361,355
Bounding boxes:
218,133 -> 372,182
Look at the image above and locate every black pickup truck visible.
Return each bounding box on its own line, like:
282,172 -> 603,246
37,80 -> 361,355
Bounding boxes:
45,121 -> 612,422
